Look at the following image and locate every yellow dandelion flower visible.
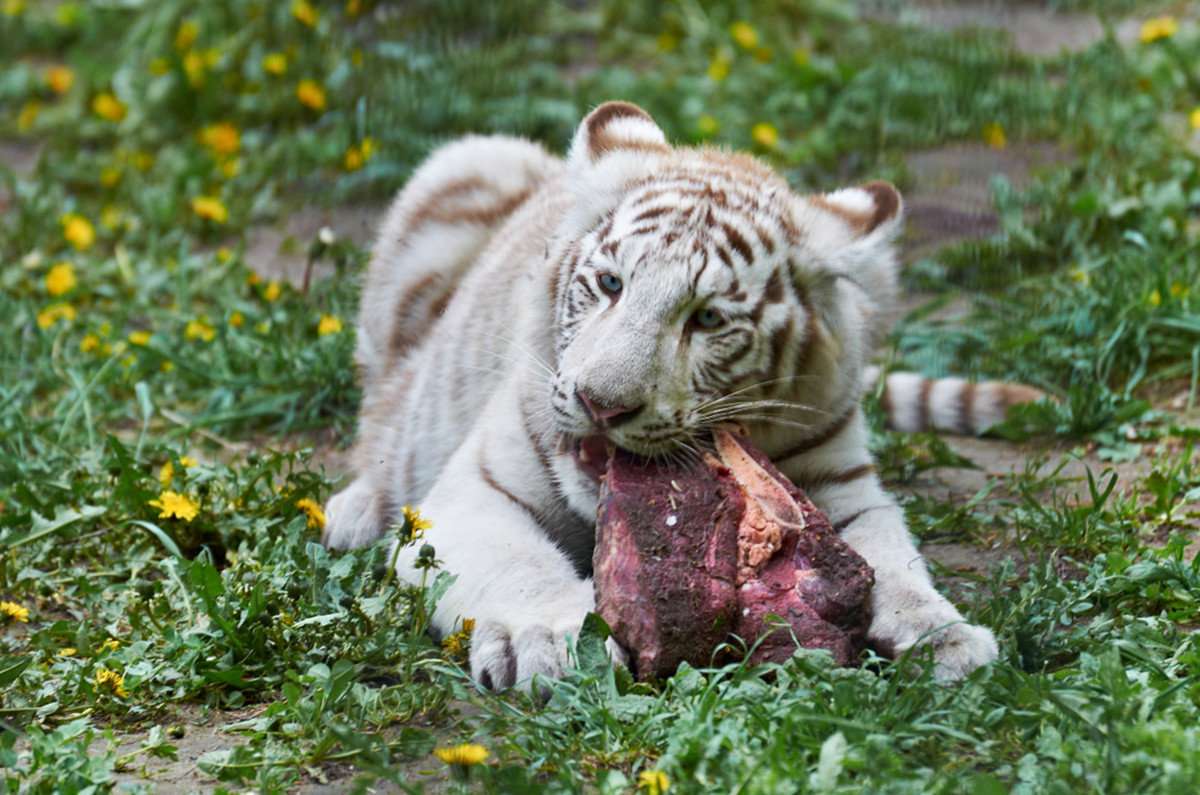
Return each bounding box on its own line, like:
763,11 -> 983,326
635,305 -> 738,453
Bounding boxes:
707,55 -> 730,82
92,93 -> 127,122
1140,16 -> 1178,43
296,79 -> 326,111
80,333 -> 100,353
220,157 -> 241,179
291,0 -> 318,27
0,600 -> 30,624
149,57 -> 171,76
343,145 -> 364,172
246,271 -> 261,287
129,330 -> 152,346
262,52 -> 288,75
441,632 -> 466,656
160,361 -> 174,373
360,137 -> 374,159
45,262 -> 77,296
61,213 -> 95,251
192,195 -> 229,224
317,314 -> 343,336
255,321 -> 270,334
402,504 -> 434,533
730,21 -> 758,50
638,769 -> 670,794
200,122 -> 240,155
1068,265 -> 1090,287
99,638 -> 120,653
180,456 -> 198,468
751,122 -> 779,150
158,460 -> 175,487
2,0 -> 26,16
184,319 -> 216,342
1148,289 -> 1162,307
100,166 -> 122,188
148,490 -> 200,522
36,303 -> 76,329
182,50 -> 205,88
441,618 -> 476,656
101,205 -> 125,230
296,497 -> 326,531
1190,108 -> 1200,131
54,3 -> 76,25
1171,282 -> 1188,298
216,247 -> 233,263
262,280 -> 282,302
46,65 -> 75,94
433,744 -> 489,766
229,311 -> 245,328
17,100 -> 38,132
95,667 -> 128,698
58,647 -> 77,656
175,19 -> 198,51
983,122 -> 1007,150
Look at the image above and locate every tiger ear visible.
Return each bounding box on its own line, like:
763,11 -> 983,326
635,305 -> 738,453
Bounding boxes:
818,180 -> 902,239
800,181 -> 904,341
566,101 -> 670,232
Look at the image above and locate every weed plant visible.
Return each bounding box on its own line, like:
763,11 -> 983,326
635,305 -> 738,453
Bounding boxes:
2,0 -> 1198,792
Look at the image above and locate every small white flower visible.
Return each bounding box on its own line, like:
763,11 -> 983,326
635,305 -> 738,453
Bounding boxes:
318,226 -> 335,245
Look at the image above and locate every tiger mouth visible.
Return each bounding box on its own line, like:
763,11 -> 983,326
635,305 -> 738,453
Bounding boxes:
571,435 -> 614,482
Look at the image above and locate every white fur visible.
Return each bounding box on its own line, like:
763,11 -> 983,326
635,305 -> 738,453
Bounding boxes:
325,103 -> 1003,689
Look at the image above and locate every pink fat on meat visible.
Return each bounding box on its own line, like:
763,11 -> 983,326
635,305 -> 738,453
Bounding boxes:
593,428 -> 874,681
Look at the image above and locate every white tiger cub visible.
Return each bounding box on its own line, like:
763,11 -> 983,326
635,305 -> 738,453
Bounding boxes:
325,102 -> 1038,688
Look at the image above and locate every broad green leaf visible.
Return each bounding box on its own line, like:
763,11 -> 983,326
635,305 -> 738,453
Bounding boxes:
0,656 -> 32,689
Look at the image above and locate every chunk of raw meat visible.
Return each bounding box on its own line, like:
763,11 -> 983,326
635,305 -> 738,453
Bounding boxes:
593,429 -> 874,680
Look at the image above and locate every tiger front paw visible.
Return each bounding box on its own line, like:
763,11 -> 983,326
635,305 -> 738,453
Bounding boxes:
322,478 -> 386,550
870,593 -> 998,681
468,595 -> 627,695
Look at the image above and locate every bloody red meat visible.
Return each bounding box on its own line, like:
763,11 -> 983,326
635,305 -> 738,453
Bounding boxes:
593,428 -> 874,680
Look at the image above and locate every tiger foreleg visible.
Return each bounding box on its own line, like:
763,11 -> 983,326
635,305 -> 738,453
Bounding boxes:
323,476 -> 387,550
833,495 -> 998,679
397,459 -> 601,694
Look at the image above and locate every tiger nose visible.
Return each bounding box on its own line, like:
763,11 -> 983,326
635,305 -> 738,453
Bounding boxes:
576,390 -> 642,429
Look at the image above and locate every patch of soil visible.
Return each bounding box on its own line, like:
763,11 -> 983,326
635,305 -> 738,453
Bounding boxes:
89,700 -> 480,792
0,139 -> 44,213
901,141 -> 1071,261
240,202 -> 388,287
864,1 -> 1143,56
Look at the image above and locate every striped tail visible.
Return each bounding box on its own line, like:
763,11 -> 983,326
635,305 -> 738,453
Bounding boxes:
863,365 -> 1045,435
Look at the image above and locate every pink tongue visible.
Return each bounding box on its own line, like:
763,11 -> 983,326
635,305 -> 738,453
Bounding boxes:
575,435 -> 612,482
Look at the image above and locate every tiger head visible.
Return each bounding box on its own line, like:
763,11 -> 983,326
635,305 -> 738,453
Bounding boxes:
550,102 -> 901,467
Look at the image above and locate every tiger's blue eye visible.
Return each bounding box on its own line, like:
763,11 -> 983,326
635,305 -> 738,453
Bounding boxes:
597,272 -> 623,296
693,307 -> 726,329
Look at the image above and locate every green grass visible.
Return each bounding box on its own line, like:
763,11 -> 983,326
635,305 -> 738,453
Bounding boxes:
2,0 -> 1199,792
